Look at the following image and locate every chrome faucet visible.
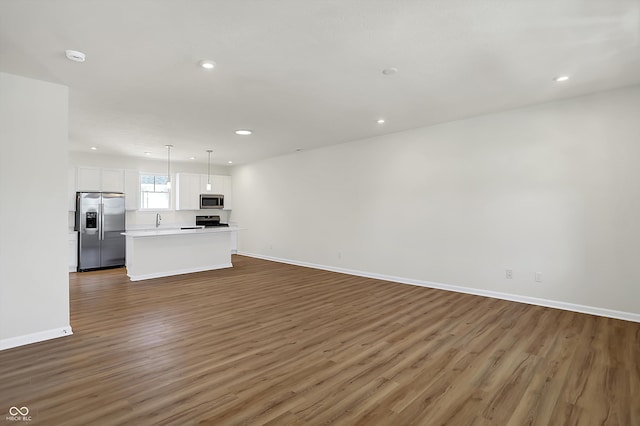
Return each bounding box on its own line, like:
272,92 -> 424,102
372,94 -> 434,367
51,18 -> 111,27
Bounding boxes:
155,213 -> 162,228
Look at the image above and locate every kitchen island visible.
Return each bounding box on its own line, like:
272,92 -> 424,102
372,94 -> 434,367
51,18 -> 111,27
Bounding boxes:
121,227 -> 238,281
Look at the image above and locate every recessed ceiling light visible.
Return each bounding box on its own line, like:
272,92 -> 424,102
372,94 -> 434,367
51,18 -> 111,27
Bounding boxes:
144,151 -> 151,155
382,67 -> 398,76
228,161 -> 233,164
189,156 -> 196,160
235,129 -> 252,136
199,60 -> 216,69
65,50 -> 86,63
377,119 -> 385,124
90,146 -> 97,150
554,75 -> 570,82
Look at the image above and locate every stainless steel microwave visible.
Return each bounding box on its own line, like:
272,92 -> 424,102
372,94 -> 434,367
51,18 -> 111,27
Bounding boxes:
200,194 -> 224,209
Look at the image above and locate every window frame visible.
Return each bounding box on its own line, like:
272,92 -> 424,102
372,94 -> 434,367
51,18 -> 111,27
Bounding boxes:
139,173 -> 172,211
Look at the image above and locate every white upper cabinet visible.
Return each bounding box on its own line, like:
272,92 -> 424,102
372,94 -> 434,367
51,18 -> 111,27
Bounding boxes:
200,174 -> 225,195
72,168 -> 231,212
200,174 -> 232,209
76,166 -> 101,192
124,170 -> 139,211
177,173 -> 232,210
76,166 -> 124,192
200,175 -> 213,194
176,173 -> 201,210
101,168 -> 125,192
71,166 -> 134,210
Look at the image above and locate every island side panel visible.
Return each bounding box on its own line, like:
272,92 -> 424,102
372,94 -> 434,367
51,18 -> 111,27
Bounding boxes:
125,232 -> 232,281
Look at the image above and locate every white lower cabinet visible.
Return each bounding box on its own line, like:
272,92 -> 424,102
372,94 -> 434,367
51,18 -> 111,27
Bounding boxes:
68,232 -> 77,272
230,230 -> 237,254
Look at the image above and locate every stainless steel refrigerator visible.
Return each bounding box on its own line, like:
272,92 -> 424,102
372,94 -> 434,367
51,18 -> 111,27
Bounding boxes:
75,192 -> 126,271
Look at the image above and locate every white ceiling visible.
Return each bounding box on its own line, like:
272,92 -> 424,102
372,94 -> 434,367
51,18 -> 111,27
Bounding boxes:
1,0 -> 639,165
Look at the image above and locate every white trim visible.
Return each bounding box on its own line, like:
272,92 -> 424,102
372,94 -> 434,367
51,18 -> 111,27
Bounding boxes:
127,263 -> 233,281
0,326 -> 73,351
238,252 -> 640,324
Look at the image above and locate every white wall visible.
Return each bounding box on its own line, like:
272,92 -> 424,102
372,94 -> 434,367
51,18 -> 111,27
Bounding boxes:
232,85 -> 640,319
68,152 -> 233,227
0,72 -> 71,349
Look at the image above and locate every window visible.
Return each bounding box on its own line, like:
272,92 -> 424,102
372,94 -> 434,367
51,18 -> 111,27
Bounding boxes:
140,174 -> 170,210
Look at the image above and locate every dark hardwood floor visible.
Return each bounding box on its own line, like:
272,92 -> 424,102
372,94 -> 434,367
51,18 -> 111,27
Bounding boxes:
1,255 -> 638,425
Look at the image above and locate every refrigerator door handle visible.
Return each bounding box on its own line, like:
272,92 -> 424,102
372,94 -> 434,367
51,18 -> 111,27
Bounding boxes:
99,203 -> 104,241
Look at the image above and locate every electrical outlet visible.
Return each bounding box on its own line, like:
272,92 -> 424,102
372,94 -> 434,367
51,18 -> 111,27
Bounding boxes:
535,272 -> 542,282
506,269 -> 513,279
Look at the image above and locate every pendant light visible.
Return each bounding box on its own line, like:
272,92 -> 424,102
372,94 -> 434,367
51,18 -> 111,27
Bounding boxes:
206,149 -> 213,191
165,144 -> 173,189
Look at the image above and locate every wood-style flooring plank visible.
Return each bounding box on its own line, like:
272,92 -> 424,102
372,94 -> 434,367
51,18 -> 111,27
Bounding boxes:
0,255 -> 638,425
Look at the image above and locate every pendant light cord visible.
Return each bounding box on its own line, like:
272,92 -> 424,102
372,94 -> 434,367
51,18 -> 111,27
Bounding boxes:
165,144 -> 173,188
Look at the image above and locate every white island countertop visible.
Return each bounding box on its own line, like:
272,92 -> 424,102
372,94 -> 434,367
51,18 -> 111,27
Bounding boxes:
121,226 -> 240,238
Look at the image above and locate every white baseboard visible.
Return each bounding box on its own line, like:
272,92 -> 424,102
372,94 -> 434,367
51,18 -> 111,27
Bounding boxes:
127,262 -> 233,282
239,251 -> 640,323
0,326 -> 73,351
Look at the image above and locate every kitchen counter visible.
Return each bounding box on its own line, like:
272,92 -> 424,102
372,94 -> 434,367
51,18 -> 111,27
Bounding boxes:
121,226 -> 238,238
122,227 -> 240,281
